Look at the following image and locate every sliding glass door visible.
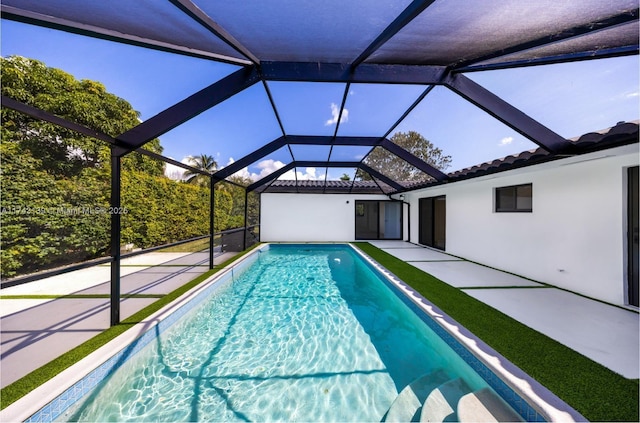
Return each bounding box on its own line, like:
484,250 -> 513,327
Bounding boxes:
419,196 -> 446,250
355,201 -> 402,240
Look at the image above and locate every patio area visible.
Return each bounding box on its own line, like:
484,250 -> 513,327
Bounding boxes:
0,249 -> 238,389
368,240 -> 639,380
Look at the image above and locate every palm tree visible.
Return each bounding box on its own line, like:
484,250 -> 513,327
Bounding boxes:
184,154 -> 217,187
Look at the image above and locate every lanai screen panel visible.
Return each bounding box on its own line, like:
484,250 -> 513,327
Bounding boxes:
2,0 -> 245,60
4,0 -> 637,67
195,0 -> 414,62
329,146 -> 373,162
366,0 -> 639,66
363,146 -> 435,184
2,0 -> 638,195
474,22 -> 640,68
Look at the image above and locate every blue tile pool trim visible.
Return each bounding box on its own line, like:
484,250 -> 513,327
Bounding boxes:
26,249 -> 264,422
28,244 -> 542,421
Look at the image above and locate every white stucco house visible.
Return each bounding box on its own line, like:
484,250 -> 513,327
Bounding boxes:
261,121 -> 639,307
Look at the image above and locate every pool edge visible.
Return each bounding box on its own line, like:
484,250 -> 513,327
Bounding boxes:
2,242 -> 586,422
348,242 -> 587,423
0,244 -> 270,423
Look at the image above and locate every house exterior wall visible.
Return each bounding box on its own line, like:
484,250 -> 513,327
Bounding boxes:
396,144 -> 639,305
260,193 -> 390,242
259,144 -> 638,305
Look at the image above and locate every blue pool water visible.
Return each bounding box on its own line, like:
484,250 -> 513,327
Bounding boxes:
57,245 -> 522,421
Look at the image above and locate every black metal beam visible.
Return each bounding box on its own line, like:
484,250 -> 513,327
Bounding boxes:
212,133 -> 445,185
286,135 -> 381,145
209,178 -> 215,269
444,73 -> 573,154
454,44 -> 640,73
358,164 -> 405,191
243,189 -> 249,251
246,161 -> 405,193
332,82 -> 351,138
213,135 -> 384,182
351,0 -> 437,68
2,96 -> 214,175
168,0 -> 260,65
262,80 -> 287,136
0,5 -> 252,66
452,9 -> 640,71
382,85 -> 435,139
379,139 -> 448,181
260,62 -> 447,84
110,150 -> 121,326
328,83 -> 352,168
134,149 -> 207,176
117,66 -> 260,152
2,95 -> 123,147
286,160 -> 360,168
212,136 -> 288,181
246,163 -> 296,192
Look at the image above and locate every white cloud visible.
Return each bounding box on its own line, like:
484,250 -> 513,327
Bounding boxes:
278,167 -> 324,181
164,156 -> 192,180
498,136 -> 513,146
221,157 -> 251,180
223,158 -> 285,181
219,158 -> 325,183
625,91 -> 639,98
325,102 -> 349,126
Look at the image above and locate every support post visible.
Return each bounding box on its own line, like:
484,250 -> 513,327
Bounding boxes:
243,189 -> 249,251
209,178 -> 215,270
110,150 -> 121,326
406,201 -> 411,243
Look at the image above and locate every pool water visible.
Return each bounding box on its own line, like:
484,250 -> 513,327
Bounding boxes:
62,245 -> 496,421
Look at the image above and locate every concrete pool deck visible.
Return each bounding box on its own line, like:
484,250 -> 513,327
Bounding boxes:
0,250 -> 238,389
368,240 -> 640,379
0,241 -> 638,396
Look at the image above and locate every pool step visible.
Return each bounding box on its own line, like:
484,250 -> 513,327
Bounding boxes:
383,369 -> 450,422
384,375 -> 524,423
419,378 -> 470,422
457,388 -> 524,422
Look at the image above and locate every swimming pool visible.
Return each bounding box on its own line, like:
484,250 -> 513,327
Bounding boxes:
15,244 -> 577,421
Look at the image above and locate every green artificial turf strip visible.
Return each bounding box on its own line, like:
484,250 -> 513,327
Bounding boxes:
0,246 -> 258,410
353,242 -> 639,422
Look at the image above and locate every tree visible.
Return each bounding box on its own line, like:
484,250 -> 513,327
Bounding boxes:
1,56 -> 164,177
184,154 -> 217,187
357,131 -> 451,182
340,173 -> 351,181
0,56 -> 166,276
218,175 -> 258,229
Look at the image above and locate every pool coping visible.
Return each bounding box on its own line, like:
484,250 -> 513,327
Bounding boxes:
1,243 -> 586,422
349,243 -> 587,422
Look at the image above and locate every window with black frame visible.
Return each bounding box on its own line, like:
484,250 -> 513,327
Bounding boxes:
495,183 -> 532,212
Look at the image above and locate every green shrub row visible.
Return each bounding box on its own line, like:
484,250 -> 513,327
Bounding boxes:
0,56 -> 254,278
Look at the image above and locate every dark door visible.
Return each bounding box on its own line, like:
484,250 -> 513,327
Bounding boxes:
355,201 -> 379,240
355,200 -> 403,240
628,166 -> 639,307
419,196 -> 446,250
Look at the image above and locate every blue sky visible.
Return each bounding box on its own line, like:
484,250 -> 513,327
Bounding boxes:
2,19 -> 639,181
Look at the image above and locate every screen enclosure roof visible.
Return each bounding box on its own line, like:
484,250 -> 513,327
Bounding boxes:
2,0 -> 638,194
